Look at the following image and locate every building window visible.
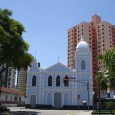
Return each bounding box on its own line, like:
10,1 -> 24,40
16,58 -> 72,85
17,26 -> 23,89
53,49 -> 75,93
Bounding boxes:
19,97 -> 21,101
32,75 -> 36,86
14,96 -> 17,101
48,75 -> 52,86
81,60 -> 86,70
9,71 -> 11,76
8,82 -> 10,86
8,77 -> 10,81
56,76 -> 60,86
64,76 -> 69,86
10,96 -> 12,101
5,95 -> 8,101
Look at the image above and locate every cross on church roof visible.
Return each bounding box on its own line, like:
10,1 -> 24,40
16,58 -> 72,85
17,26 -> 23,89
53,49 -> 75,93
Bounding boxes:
58,56 -> 60,63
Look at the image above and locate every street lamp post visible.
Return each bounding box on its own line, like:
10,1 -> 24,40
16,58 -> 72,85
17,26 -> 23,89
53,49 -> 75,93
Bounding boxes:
0,80 -> 2,96
75,80 -> 90,111
86,81 -> 89,111
92,92 -> 95,110
76,80 -> 90,111
66,78 -> 90,111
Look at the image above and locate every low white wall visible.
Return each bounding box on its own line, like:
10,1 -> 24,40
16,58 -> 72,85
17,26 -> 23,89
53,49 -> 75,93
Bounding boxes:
1,104 -> 17,107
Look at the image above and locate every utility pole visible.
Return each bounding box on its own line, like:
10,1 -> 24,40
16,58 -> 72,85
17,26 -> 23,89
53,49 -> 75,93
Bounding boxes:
64,77 -> 90,111
76,80 -> 90,111
86,81 -> 89,111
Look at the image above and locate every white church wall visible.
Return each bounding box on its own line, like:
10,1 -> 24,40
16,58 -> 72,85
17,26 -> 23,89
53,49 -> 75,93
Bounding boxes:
76,56 -> 91,72
43,72 -> 74,88
25,36 -> 93,109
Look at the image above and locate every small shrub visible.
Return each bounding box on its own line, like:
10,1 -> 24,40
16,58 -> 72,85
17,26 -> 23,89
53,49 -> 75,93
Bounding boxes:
105,101 -> 115,113
0,106 -> 9,112
105,101 -> 115,110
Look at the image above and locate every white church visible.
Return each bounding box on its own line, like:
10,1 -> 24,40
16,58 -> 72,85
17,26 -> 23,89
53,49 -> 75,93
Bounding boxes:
25,36 -> 93,109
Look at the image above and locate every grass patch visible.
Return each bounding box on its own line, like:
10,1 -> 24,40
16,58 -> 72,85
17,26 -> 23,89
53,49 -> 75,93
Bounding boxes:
92,110 -> 115,114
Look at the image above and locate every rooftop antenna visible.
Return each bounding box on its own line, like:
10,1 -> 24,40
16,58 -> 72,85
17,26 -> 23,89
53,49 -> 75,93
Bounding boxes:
58,56 -> 60,63
34,52 -> 36,59
94,11 -> 97,16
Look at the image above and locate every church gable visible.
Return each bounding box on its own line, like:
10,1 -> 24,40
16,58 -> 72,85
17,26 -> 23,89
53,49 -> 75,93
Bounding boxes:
45,62 -> 73,72
28,59 -> 39,73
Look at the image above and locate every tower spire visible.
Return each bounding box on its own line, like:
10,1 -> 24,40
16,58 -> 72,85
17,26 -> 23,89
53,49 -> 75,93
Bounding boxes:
81,35 -> 84,41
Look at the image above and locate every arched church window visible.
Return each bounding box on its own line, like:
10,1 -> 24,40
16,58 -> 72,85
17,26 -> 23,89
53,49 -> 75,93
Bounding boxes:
64,75 -> 69,86
56,75 -> 60,86
81,60 -> 86,70
48,75 -> 52,86
32,75 -> 36,86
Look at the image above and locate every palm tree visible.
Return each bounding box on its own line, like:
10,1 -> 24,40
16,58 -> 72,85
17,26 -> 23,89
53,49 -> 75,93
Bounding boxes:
97,47 -> 115,94
95,71 -> 107,93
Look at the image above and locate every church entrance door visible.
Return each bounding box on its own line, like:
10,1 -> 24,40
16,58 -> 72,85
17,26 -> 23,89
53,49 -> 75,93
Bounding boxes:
30,95 -> 36,108
54,93 -> 61,109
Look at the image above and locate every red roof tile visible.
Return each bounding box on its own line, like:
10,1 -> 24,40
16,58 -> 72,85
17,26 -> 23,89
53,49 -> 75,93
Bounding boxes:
0,87 -> 24,95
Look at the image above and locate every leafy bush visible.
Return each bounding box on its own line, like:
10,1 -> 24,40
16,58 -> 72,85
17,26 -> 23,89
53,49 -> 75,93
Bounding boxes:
105,101 -> 115,110
0,106 -> 9,112
105,101 -> 115,114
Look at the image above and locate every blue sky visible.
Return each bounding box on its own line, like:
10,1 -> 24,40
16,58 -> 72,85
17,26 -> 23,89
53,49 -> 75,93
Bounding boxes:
0,0 -> 115,68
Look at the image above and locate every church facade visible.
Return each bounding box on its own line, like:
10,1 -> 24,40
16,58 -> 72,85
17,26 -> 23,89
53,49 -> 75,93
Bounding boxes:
25,36 -> 93,109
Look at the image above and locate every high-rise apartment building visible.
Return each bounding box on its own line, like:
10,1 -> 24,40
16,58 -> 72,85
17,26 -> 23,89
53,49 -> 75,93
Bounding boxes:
68,15 -> 115,92
17,69 -> 27,94
17,63 -> 40,94
0,64 -> 16,88
96,21 -> 115,71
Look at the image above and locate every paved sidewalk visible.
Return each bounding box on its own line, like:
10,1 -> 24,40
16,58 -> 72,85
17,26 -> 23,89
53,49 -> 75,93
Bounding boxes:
6,107 -> 92,115
66,110 -> 92,115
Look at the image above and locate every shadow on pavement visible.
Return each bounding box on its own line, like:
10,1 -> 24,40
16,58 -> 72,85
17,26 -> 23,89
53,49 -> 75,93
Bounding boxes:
0,111 -> 41,115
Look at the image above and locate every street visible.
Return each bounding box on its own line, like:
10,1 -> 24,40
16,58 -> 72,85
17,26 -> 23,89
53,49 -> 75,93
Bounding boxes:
7,107 -> 92,115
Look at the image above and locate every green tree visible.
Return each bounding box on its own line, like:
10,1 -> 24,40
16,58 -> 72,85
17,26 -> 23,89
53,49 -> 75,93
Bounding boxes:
97,47 -> 115,93
0,9 -> 34,83
95,71 -> 108,92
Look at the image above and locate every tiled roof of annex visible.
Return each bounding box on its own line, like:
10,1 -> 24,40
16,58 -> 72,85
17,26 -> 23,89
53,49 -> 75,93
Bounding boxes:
0,87 -> 24,95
